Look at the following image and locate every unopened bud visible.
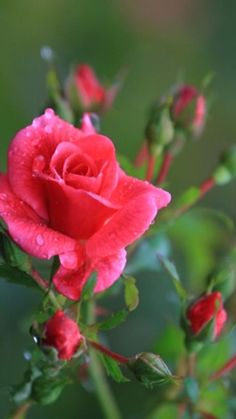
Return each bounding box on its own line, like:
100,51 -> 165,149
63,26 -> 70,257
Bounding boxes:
145,105 -> 174,156
171,85 -> 206,138
128,352 -> 173,388
184,292 -> 227,351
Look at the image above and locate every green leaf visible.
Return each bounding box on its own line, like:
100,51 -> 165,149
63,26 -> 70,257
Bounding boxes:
96,309 -> 128,331
32,374 -> 71,405
0,263 -> 41,290
80,272 -> 97,301
153,325 -> 184,362
124,276 -> 139,311
175,186 -> 201,209
158,255 -> 187,300
99,353 -> 129,383
148,404 -> 178,419
0,232 -> 31,272
184,377 -> 199,403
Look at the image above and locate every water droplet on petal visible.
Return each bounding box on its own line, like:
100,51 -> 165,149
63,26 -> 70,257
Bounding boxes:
36,234 -> 44,246
32,155 -> 46,174
44,108 -> 55,120
44,125 -> 53,134
32,118 -> 40,128
0,193 -> 7,201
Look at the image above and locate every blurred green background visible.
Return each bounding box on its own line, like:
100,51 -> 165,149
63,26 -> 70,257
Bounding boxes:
0,0 -> 235,418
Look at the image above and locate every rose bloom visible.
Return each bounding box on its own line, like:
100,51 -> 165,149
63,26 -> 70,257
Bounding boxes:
42,310 -> 81,360
0,109 -> 171,300
70,64 -> 118,112
171,85 -> 206,136
187,292 -> 227,339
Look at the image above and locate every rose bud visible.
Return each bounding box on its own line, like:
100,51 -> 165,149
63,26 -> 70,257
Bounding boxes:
128,352 -> 173,388
0,109 -> 170,300
213,144 -> 236,185
186,292 -> 227,341
66,64 -> 119,113
42,311 -> 82,361
171,85 -> 206,138
145,104 -> 174,156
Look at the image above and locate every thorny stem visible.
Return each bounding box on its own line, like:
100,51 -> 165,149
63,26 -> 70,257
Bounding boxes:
88,340 -> 129,364
87,301 -> 122,419
134,142 -> 148,167
156,151 -> 173,184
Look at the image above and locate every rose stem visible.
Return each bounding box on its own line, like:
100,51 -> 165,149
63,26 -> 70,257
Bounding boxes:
87,301 -> 122,419
31,269 -> 62,310
134,142 -> 148,167
210,354 -> 236,381
8,401 -> 32,419
88,340 -> 129,364
156,151 -> 173,184
145,153 -> 156,182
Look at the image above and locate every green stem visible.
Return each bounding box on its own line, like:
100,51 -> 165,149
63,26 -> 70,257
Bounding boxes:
87,301 -> 122,419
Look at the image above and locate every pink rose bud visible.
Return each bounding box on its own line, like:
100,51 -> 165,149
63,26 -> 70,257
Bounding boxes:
69,64 -> 118,113
42,311 -> 82,360
187,292 -> 227,340
171,85 -> 206,137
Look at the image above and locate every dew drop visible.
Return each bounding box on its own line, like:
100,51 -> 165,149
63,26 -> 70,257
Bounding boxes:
44,108 -> 55,120
32,118 -> 40,128
44,125 -> 53,134
0,193 -> 7,201
36,234 -> 44,246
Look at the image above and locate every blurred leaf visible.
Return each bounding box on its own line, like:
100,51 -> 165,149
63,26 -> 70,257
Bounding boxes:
0,263 -> 41,290
158,255 -> 187,300
81,272 -> 97,301
32,374 -> 71,405
153,325 -> 184,363
148,403 -> 178,419
124,276 -> 139,311
0,232 -> 31,272
175,186 -> 200,209
96,309 -> 128,331
126,232 -> 171,274
197,338 -> 230,378
200,380 -> 228,418
99,353 -> 129,383
184,377 -> 199,403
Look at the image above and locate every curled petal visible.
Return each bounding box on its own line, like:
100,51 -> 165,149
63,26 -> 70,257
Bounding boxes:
0,175 -> 76,259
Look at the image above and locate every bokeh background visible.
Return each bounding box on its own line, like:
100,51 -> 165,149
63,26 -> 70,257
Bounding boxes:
0,0 -> 235,418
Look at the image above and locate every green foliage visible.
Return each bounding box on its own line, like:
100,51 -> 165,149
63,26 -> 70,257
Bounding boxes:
147,404 -> 178,419
96,309 -> 128,331
80,272 -> 97,301
158,255 -> 187,300
124,275 -> 139,311
153,325 -> 185,363
0,263 -> 41,291
99,353 -> 129,383
184,377 -> 199,403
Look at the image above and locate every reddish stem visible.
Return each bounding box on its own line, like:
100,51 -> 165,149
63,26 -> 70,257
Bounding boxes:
31,269 -> 48,289
199,177 -> 215,197
210,354 -> 236,381
145,153 -> 156,182
88,340 -> 130,364
156,152 -> 173,184
134,142 -> 148,168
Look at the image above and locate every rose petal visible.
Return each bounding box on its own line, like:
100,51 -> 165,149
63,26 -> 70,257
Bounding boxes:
44,179 -> 120,240
53,249 -> 126,300
87,173 -> 171,259
8,109 -> 85,220
0,175 -> 76,259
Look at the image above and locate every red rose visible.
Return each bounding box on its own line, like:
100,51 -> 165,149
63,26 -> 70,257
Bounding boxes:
70,64 -> 118,113
0,109 -> 171,299
42,310 -> 81,360
171,85 -> 206,136
187,292 -> 227,339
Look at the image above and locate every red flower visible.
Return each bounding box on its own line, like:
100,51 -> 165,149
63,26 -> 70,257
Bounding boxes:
72,64 -> 118,112
0,109 -> 171,300
187,292 -> 227,339
42,310 -> 81,360
171,85 -> 206,136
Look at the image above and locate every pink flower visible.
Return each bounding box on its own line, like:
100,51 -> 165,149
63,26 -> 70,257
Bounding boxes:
187,292 -> 227,339
0,109 -> 171,300
71,64 -> 118,112
171,85 -> 206,136
42,310 -> 81,360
